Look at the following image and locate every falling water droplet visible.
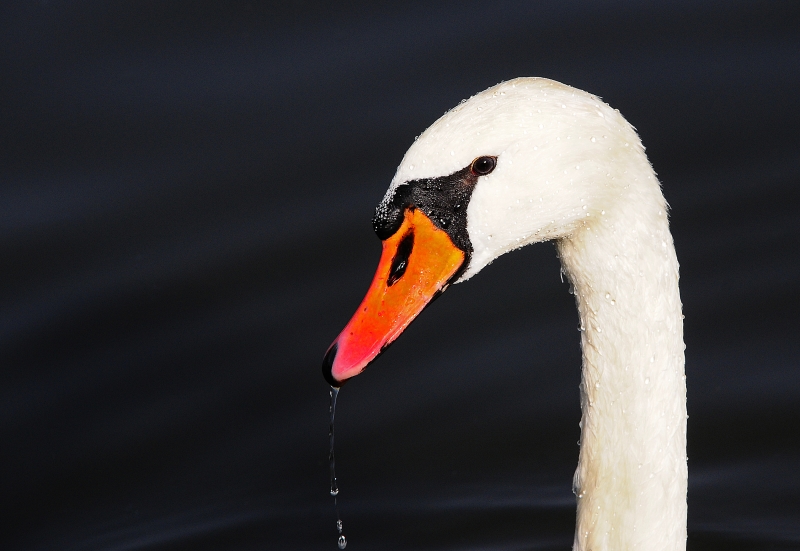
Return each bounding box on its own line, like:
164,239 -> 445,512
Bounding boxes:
329,387 -> 339,496
329,387 -> 347,547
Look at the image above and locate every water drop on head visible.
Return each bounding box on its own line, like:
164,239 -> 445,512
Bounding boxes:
338,535 -> 347,549
591,136 -> 596,142
645,378 -> 650,385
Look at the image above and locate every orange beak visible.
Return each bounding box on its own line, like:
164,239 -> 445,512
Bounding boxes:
323,208 -> 466,386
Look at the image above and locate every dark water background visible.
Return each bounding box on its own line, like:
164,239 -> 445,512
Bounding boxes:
2,2 -> 799,549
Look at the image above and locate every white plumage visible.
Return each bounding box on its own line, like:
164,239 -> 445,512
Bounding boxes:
385,78 -> 687,551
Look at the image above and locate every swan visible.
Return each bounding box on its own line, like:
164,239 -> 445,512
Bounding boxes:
322,77 -> 687,551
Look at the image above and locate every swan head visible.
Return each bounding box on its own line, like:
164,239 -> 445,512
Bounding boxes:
323,77 -> 649,386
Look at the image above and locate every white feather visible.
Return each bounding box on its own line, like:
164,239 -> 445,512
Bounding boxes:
385,78 -> 687,551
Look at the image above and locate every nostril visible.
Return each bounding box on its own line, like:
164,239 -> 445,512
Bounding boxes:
322,342 -> 341,387
387,231 -> 414,286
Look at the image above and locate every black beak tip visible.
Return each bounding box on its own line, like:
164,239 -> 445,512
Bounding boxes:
322,342 -> 341,388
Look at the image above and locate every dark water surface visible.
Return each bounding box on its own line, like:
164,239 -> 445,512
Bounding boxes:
2,2 -> 799,550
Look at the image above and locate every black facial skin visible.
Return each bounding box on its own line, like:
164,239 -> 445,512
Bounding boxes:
372,156 -> 497,251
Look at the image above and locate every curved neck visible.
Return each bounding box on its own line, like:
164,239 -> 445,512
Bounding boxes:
556,169 -> 687,551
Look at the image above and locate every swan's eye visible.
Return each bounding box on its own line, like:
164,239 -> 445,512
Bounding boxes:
387,231 -> 414,286
471,156 -> 497,176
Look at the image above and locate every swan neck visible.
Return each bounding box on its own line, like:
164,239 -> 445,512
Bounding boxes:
557,175 -> 687,551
